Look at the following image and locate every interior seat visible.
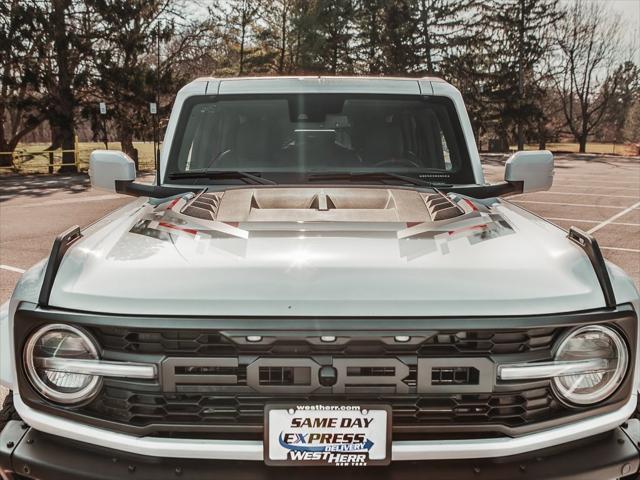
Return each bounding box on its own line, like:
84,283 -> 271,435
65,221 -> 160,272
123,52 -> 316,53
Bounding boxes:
356,119 -> 405,166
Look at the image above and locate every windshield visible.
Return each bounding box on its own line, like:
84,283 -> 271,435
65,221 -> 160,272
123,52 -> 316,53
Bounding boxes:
167,94 -> 474,185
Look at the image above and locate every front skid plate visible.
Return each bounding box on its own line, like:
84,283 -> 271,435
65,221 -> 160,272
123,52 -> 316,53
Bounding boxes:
1,421 -> 639,480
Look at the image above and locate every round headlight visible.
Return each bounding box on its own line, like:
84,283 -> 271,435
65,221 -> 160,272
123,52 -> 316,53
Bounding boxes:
24,324 -> 101,405
553,325 -> 628,405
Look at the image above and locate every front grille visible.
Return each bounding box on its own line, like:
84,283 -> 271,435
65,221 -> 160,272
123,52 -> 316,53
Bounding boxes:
259,366 -> 308,386
86,384 -> 560,434
14,306 -> 636,441
91,326 -> 559,356
73,325 -> 571,437
431,367 -> 479,386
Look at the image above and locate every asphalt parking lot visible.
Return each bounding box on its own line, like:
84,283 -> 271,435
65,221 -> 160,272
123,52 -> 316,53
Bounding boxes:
483,153 -> 640,287
0,154 -> 639,405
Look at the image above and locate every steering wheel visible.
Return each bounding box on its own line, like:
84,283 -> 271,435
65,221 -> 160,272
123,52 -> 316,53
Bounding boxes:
374,157 -> 422,169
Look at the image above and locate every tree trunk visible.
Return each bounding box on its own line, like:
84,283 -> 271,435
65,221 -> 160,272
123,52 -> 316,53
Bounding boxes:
498,129 -> 510,153
578,135 -> 587,153
420,0 -> 433,73
516,0 -> 525,151
537,118 -> 547,150
57,122 -> 75,173
332,44 -> 338,74
119,123 -> 139,171
367,5 -> 378,74
0,156 -> 11,168
278,6 -> 287,73
0,108 -> 45,168
51,0 -> 77,173
0,133 -> 17,167
516,123 -> 524,150
538,137 -> 546,150
0,115 -> 11,167
239,12 -> 246,75
48,109 -> 76,173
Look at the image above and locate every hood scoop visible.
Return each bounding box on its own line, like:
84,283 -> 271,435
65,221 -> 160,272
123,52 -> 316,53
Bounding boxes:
181,192 -> 224,221
179,188 -> 465,224
422,192 -> 464,221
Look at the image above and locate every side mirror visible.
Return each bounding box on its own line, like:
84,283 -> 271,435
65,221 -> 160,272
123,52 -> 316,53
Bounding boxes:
504,150 -> 554,193
89,150 -> 136,192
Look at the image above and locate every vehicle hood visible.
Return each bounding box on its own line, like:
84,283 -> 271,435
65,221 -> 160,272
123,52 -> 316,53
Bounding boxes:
48,188 -> 608,317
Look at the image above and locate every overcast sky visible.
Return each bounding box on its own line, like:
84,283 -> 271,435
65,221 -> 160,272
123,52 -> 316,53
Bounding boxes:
591,0 -> 639,62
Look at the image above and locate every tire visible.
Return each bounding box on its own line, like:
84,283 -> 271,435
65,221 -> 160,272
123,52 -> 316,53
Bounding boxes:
0,392 -> 21,433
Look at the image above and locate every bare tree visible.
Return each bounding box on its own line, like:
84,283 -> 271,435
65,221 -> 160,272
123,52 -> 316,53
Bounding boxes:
553,1 -> 623,153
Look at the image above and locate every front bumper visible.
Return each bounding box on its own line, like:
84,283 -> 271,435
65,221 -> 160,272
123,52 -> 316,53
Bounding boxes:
2,420 -> 640,480
12,391 -> 639,461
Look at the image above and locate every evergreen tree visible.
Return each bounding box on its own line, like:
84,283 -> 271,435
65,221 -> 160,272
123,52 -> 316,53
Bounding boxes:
353,0 -> 385,74
295,0 -> 355,74
482,0 -> 560,150
415,0 -> 478,74
89,0 -> 180,166
380,0 -> 420,74
38,0 -> 98,172
0,1 -> 47,167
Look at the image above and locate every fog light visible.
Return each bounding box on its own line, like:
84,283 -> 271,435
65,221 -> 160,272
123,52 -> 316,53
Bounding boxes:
24,324 -> 101,404
553,325 -> 628,405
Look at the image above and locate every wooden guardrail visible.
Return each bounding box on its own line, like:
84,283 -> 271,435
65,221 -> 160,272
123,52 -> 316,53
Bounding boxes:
0,137 -> 80,174
0,138 -> 158,174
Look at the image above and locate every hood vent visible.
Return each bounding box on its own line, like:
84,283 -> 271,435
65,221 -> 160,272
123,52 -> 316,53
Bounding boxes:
179,188 -> 465,224
423,193 -> 464,221
181,192 -> 223,221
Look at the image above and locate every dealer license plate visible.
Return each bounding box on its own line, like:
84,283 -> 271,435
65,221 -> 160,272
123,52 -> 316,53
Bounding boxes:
264,404 -> 391,466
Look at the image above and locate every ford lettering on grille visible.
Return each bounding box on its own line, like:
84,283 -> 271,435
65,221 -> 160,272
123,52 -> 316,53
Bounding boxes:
160,357 -> 495,394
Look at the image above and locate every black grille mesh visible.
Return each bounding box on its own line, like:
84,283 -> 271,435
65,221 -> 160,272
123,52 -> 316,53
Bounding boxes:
91,327 -> 559,356
86,385 -> 559,433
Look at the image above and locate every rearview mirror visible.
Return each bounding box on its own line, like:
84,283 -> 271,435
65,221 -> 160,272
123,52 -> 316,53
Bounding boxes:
504,150 -> 554,193
89,150 -> 136,192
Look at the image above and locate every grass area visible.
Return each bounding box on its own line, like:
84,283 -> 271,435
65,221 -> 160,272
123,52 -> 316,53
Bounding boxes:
520,143 -> 639,156
1,142 -> 158,174
1,141 -> 637,175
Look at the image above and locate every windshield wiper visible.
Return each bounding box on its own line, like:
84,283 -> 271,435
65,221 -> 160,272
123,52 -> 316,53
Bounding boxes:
308,172 -> 447,187
168,170 -> 277,185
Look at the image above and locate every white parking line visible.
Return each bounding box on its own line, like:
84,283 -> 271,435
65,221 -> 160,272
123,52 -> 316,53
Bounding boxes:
0,264 -> 25,274
554,181 -> 640,187
548,187 -> 640,194
587,201 -> 640,234
537,191 -> 639,199
545,217 -> 640,227
555,173 -> 640,179
513,200 -> 632,209
551,183 -> 640,191
5,194 -> 124,208
554,175 -> 640,184
601,246 -> 640,253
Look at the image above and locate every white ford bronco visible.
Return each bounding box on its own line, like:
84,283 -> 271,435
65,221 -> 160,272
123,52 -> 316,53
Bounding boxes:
1,76 -> 640,479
